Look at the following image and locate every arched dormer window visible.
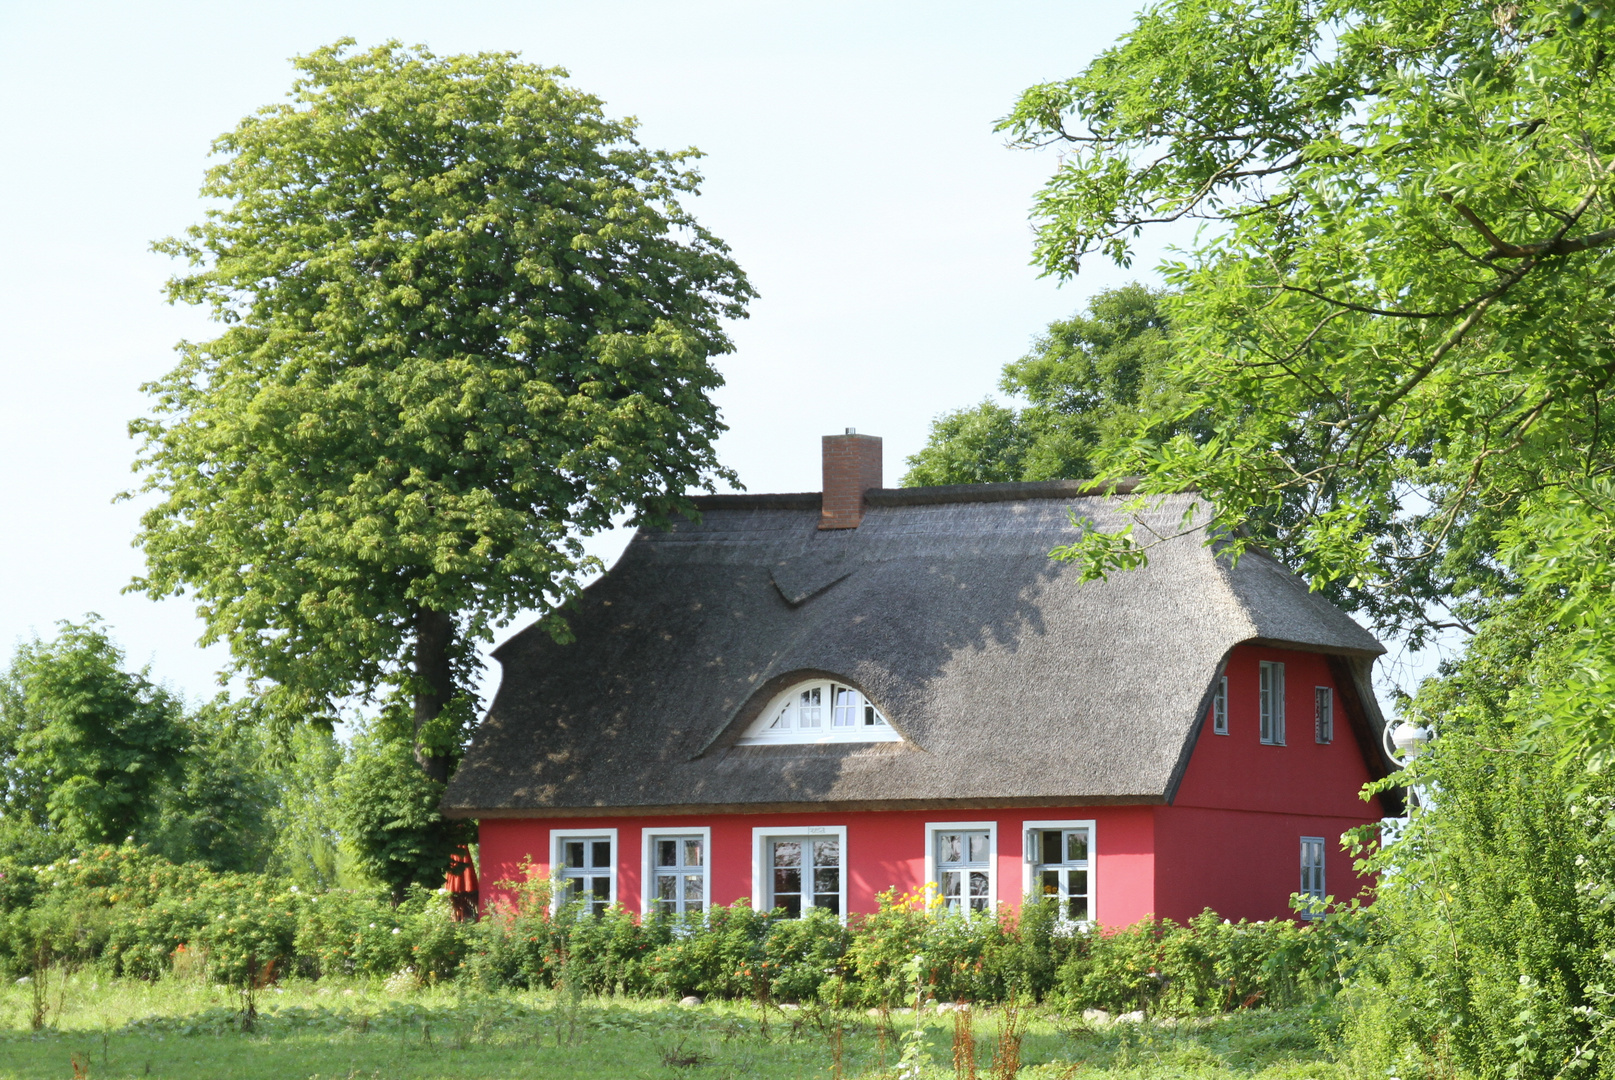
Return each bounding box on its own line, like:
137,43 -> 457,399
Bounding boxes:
736,679 -> 901,746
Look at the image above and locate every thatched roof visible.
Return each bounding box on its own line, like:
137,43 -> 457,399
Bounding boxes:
444,483 -> 1387,818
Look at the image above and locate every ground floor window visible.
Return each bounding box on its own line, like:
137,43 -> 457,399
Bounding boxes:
552,829 -> 615,915
753,827 -> 845,917
1024,820 -> 1093,922
1300,836 -> 1326,910
645,830 -> 708,915
926,822 -> 995,913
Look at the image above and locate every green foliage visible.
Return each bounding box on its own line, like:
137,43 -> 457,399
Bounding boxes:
334,730 -> 471,900
126,40 -> 753,797
903,285 -> 1199,487
0,846 -> 1356,1018
263,725 -> 360,892
143,699 -> 278,874
1338,600 -> 1615,1080
1009,0 -> 1615,649
0,620 -> 185,849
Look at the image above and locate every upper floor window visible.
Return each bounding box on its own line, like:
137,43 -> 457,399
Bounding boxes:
1211,675 -> 1228,735
1259,661 -> 1286,745
1314,687 -> 1334,744
737,679 -> 901,745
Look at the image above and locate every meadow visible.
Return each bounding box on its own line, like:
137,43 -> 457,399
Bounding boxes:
0,972 -> 1345,1080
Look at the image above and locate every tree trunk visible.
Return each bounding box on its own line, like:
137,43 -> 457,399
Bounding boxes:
413,606 -> 455,785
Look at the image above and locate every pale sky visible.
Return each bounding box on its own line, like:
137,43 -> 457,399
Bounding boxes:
0,1 -> 1444,717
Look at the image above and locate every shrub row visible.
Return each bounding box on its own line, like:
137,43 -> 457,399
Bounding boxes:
0,845 -> 1362,1015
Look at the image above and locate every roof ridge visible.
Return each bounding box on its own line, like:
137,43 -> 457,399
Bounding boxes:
689,478 -> 1148,512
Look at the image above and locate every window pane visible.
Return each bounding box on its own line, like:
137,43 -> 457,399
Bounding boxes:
774,841 -> 801,867
942,870 -> 961,901
657,839 -> 677,867
968,833 -> 990,863
591,877 -> 610,900
799,688 -> 821,727
657,874 -> 677,901
815,892 -> 840,915
814,867 -> 839,894
564,877 -> 583,900
684,838 -> 704,867
969,871 -> 990,900
833,686 -> 858,727
564,841 -> 584,869
1066,831 -> 1088,862
1067,869 -> 1087,898
1040,869 -> 1060,896
777,894 -> 802,918
770,702 -> 791,729
1041,830 -> 1062,865
591,841 -> 612,869
1067,896 -> 1088,921
684,875 -> 704,904
940,833 -> 962,864
774,867 -> 801,894
813,839 -> 840,867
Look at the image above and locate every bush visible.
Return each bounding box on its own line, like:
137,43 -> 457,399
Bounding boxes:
0,842 -> 1363,1014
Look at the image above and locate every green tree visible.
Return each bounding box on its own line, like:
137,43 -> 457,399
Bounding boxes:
1342,594 -> 1615,1080
335,728 -> 467,901
903,284 -> 1193,486
0,620 -> 186,850
1009,0 -> 1615,658
127,40 -> 754,875
143,699 -> 278,873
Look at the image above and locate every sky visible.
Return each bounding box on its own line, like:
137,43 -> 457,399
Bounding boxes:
0,1 -> 1446,719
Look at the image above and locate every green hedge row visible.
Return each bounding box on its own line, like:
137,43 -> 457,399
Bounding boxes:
0,845 -> 1362,1015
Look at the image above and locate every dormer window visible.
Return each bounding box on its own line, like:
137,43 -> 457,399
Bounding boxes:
737,679 -> 901,745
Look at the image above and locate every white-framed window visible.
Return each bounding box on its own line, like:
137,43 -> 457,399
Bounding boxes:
1314,687 -> 1334,744
551,828 -> 617,915
1300,836 -> 1326,911
737,680 -> 901,745
1259,661 -> 1286,745
751,826 -> 846,917
642,827 -> 711,917
1022,819 -> 1095,922
1212,675 -> 1229,735
924,822 -> 996,914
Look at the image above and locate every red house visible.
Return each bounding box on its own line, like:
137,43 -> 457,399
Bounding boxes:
444,433 -> 1394,925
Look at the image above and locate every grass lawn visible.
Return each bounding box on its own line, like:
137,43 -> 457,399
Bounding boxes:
0,972 -> 1349,1079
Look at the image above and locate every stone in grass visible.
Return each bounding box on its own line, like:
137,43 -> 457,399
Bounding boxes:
1082,1009 -> 1110,1024
1118,1010 -> 1146,1023
680,995 -> 703,1007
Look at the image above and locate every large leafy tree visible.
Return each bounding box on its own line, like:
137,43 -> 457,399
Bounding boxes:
0,620 -> 187,850
129,41 -> 754,809
1007,1 -> 1615,696
903,284 -> 1198,486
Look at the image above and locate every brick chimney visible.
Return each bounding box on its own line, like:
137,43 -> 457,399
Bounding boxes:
819,429 -> 882,530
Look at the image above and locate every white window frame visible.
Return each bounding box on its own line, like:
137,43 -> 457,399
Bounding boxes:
1300,835 -> 1327,915
737,680 -> 901,746
1314,686 -> 1334,744
1021,818 -> 1096,922
549,827 -> 618,913
1259,661 -> 1286,745
641,826 -> 713,917
1212,675 -> 1229,735
750,825 -> 848,918
923,821 -> 998,914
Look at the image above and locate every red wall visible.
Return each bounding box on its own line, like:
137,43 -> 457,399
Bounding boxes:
480,805 -> 1156,925
477,644 -> 1386,927
1152,644 -> 1385,922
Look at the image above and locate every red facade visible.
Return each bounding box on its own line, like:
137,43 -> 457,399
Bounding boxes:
477,642 -> 1384,925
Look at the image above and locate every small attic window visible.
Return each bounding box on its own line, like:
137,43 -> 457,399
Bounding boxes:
737,679 -> 901,745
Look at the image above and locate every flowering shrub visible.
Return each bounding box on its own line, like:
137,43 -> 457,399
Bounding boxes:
0,845 -> 1360,1013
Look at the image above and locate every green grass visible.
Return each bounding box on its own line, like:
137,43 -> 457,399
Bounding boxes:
0,971 -> 1348,1079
